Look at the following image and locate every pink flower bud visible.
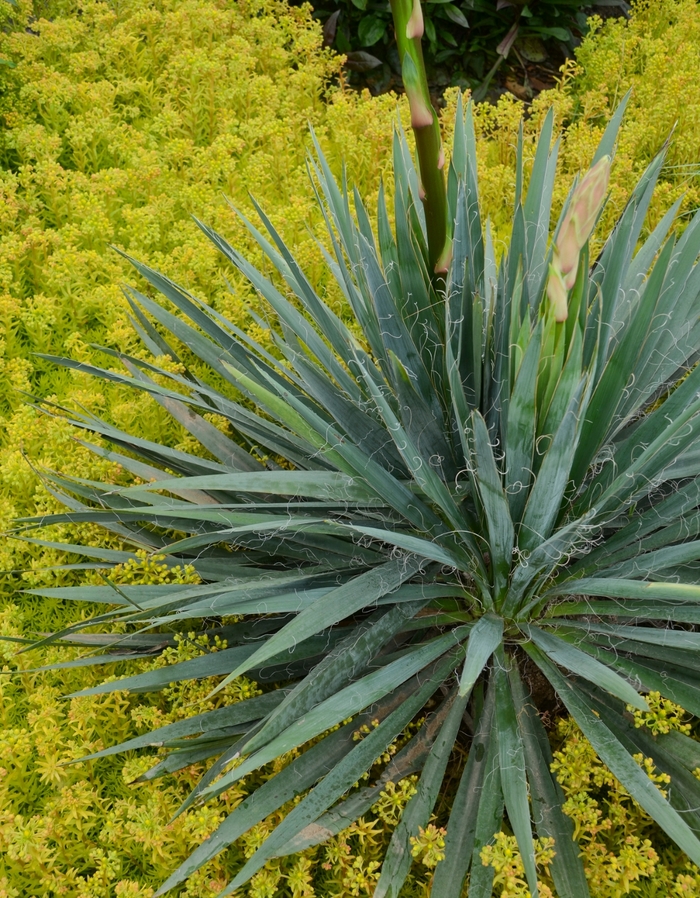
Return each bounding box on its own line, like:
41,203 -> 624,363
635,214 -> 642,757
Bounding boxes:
556,221 -> 581,290
546,257 -> 569,323
546,155 -> 611,317
556,155 -> 610,289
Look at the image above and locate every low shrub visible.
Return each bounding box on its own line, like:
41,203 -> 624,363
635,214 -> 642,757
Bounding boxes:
299,0 -> 588,84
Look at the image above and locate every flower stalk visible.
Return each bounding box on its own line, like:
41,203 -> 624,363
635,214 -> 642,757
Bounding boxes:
390,0 -> 450,274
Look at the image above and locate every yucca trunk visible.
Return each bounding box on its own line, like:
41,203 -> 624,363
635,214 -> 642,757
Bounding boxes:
389,0 -> 450,273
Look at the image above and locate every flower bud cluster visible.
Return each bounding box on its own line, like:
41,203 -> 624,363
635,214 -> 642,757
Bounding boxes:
546,156 -> 611,321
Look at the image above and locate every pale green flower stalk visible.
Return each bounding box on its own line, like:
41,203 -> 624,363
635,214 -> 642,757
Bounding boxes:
390,0 -> 450,273
547,155 -> 611,321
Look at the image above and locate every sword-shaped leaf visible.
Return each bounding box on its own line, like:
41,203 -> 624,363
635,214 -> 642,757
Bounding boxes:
374,689 -> 469,898
218,649 -> 465,894
527,644 -> 700,868
429,676 -> 496,898
509,669 -> 590,898
458,613 -> 503,697
208,555 -> 423,694
201,630 -> 469,798
525,624 -> 648,709
494,649 -> 539,897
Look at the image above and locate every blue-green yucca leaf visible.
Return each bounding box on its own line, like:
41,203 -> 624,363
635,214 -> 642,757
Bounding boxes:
539,320 -> 584,443
289,358 -> 407,473
207,555 -> 424,694
36,573 -> 323,614
199,213 -> 365,403
515,377 -> 588,558
342,522 -> 473,571
129,384 -> 261,474
118,471 -> 383,503
591,89 -> 632,164
429,676 -> 496,897
509,669 -> 591,898
218,648 -> 465,896
576,404 -> 700,525
392,182 -> 439,345
66,630 -> 344,698
580,233 -> 678,451
223,359 -> 449,538
272,690 -> 450,858
594,524 -> 700,584
577,635 -> 700,674
374,688 -> 469,898
147,580 -> 438,625
521,110 -> 560,311
523,624 -> 648,710
154,702 -> 404,895
587,691 -> 700,834
119,263 -> 298,399
549,600 -> 700,624
494,648 -> 539,897
77,691 -> 290,762
563,475 -> 700,580
356,228 -> 438,402
387,350 -> 458,476
27,647 -> 163,672
548,577 -> 700,602
583,354 -> 700,508
503,317 -> 541,522
377,177 -> 399,269
200,627 -> 470,798
239,600 -> 430,758
469,410 -> 514,602
220,360 -> 356,474
465,677 -> 504,898
448,97 -> 482,280
392,124 -> 428,249
21,92 -> 700,895
42,386 -> 308,478
358,360 -> 464,523
458,612 -> 503,697
586,146 -> 670,385
593,650 -> 700,719
551,620 -> 700,650
617,213 -> 700,416
308,126 -> 357,253
447,184 -> 484,408
527,645 -> 700,867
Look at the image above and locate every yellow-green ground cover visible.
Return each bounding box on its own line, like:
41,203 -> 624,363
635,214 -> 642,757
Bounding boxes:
3,0 -> 700,894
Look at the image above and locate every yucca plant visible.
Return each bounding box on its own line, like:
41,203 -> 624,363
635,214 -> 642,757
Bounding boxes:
15,3 -> 700,896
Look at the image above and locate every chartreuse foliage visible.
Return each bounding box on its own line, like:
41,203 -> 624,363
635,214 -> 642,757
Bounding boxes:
0,0 -> 400,423
5,0 -> 700,895
20,54 -> 700,893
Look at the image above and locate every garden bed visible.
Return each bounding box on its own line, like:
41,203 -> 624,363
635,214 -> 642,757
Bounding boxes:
2,0 -> 700,895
